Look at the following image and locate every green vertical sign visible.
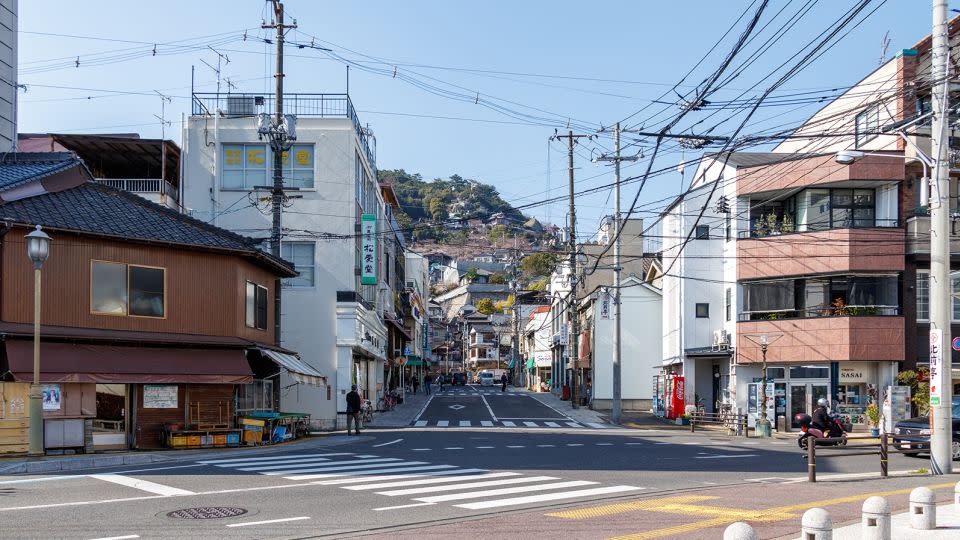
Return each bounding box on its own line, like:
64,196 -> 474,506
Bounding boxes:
361,213 -> 377,285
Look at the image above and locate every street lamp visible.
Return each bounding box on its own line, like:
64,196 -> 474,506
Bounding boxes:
742,332 -> 782,438
25,225 -> 50,456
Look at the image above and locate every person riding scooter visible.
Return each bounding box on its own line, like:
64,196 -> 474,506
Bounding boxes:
811,398 -> 831,431
795,398 -> 847,449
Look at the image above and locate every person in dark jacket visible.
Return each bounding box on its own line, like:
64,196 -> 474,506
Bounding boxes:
500,373 -> 508,392
811,398 -> 830,431
346,385 -> 362,435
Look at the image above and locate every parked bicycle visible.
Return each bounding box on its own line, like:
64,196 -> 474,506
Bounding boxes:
361,399 -> 374,425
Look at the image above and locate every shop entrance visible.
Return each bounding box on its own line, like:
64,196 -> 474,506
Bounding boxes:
94,384 -> 127,450
789,383 -> 828,428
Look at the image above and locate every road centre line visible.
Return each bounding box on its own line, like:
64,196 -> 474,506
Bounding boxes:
89,474 -> 194,496
373,439 -> 403,447
412,394 -> 434,423
226,516 -> 310,527
478,392 -> 499,422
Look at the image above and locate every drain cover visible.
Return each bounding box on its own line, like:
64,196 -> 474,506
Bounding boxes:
167,507 -> 248,520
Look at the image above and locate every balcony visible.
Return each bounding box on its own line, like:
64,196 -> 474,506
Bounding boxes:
95,178 -> 179,204
736,316 -> 905,364
737,228 -> 904,280
905,215 -> 960,255
191,93 -> 376,169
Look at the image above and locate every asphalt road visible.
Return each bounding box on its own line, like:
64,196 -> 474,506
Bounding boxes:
0,385 -> 945,539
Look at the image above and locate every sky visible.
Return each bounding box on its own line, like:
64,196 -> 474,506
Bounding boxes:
17,1 -> 937,239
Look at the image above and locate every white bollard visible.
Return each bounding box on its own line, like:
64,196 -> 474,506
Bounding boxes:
861,496 -> 891,540
722,521 -> 758,540
909,486 -> 936,530
801,507 -> 832,540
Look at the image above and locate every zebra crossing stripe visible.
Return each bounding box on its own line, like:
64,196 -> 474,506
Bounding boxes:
377,476 -> 559,497
285,464 -> 456,481
566,422 -> 583,428
480,421 -> 494,427
454,485 -> 644,510
197,453 -> 352,465
259,459 -> 410,475
414,480 -> 597,503
437,420 -> 449,427
459,421 -> 471,427
343,472 -> 519,491
311,468 -> 489,485
523,421 -> 538,427
502,421 -> 516,427
414,421 -> 427,427
238,457 -> 399,472
226,456 -> 333,470
587,422 -> 608,429
544,422 -> 560,427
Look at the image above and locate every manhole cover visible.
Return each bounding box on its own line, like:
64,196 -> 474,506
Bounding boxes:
167,507 -> 248,520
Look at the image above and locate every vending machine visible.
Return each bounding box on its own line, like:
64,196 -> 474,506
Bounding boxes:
665,375 -> 685,419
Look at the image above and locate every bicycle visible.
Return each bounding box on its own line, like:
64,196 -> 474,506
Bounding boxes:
360,399 -> 374,425
378,393 -> 397,412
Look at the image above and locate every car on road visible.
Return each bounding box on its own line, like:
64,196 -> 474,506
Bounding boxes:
451,372 -> 467,386
479,371 -> 495,386
892,396 -> 960,460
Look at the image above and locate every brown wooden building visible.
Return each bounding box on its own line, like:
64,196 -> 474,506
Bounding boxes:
0,152 -> 310,453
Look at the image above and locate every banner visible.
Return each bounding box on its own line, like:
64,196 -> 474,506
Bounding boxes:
143,385 -> 178,409
361,214 -> 377,285
930,329 -> 943,406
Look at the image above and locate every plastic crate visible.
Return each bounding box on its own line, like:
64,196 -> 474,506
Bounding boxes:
186,435 -> 201,447
213,434 -> 227,447
226,432 -> 241,445
170,435 -> 188,448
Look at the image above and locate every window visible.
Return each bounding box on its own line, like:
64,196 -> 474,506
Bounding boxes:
725,215 -> 732,242
725,288 -> 732,322
695,303 -> 709,318
91,261 -> 165,318
855,105 -> 880,148
222,143 -> 267,189
281,144 -> 315,189
917,271 -> 929,321
245,281 -> 268,330
742,275 -> 899,320
695,225 -> 710,239
789,366 -> 830,379
281,242 -> 316,287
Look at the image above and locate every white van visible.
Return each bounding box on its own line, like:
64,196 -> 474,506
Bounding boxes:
479,371 -> 495,386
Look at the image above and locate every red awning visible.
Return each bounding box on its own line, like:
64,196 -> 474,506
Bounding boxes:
3,340 -> 253,384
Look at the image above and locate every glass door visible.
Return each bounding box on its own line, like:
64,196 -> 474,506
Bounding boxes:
790,384 -> 807,428
812,384 -> 829,411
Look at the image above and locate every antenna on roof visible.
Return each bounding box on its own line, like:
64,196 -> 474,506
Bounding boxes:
879,31 -> 891,66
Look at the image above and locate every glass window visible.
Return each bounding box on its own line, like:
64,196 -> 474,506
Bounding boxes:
953,273 -> 960,321
855,105 -> 879,148
789,366 -> 830,379
91,261 -> 127,315
221,143 -> 267,190
767,367 -> 786,379
917,271 -> 929,321
128,266 -> 165,318
245,281 -> 268,330
796,189 -> 831,231
695,303 -> 709,318
804,278 -> 831,317
725,288 -> 732,322
282,144 -> 314,189
743,280 -> 794,318
281,242 -> 316,287
695,225 -> 710,239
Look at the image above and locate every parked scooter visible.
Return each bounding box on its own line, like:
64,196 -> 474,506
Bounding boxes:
794,412 -> 848,449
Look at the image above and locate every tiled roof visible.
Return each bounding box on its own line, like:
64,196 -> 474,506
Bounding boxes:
0,181 -> 295,275
0,153 -> 78,192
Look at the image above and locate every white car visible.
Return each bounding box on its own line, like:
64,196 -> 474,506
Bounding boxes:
479,372 -> 495,386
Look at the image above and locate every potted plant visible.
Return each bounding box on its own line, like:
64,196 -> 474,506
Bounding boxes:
781,213 -> 795,233
765,213 -> 781,235
753,217 -> 769,238
676,414 -> 690,426
866,402 -> 881,437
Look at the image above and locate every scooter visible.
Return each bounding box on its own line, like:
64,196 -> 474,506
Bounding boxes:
795,413 -> 847,449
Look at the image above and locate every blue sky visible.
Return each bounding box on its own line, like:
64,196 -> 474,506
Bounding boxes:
18,1 -> 935,234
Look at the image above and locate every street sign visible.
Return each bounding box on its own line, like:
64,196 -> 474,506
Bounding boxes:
952,336 -> 960,351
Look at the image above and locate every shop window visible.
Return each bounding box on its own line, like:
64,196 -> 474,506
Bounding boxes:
245,282 -> 268,330
91,261 -> 165,318
237,379 -> 274,413
766,367 -> 786,379
695,303 -> 709,318
281,242 -> 316,287
789,366 -> 830,379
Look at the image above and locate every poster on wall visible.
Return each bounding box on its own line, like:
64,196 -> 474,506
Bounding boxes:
143,385 -> 178,409
41,384 -> 61,411
360,213 -> 377,285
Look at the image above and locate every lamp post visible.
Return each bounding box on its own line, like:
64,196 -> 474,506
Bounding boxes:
742,333 -> 782,438
25,225 -> 50,456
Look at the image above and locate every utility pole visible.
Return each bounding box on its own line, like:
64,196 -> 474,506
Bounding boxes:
551,131 -> 591,409
928,0 -> 953,475
261,0 -> 297,347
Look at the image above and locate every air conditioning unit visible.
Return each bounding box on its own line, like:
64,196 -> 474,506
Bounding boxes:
712,330 -> 729,351
226,95 -> 257,117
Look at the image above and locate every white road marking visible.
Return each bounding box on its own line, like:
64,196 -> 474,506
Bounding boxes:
476,446 -> 495,449
89,474 -> 194,496
220,456 -> 332,469
88,536 -> 140,540
239,457 -> 398,472
373,438 -> 403,447
537,444 -> 555,448
506,445 -> 525,449
454,485 -> 644,510
459,421 -> 472,427
478,392 -> 499,422
586,422 -> 608,429
412,448 -> 431,451
0,475 -> 85,485
412,393 -> 434,423
313,468 -> 490,486
502,421 -> 516,427
414,480 -> 597,503
343,472 -> 519,491
226,516 -> 310,527
265,460 -> 421,476
566,422 -> 583,428
596,443 -> 614,446
694,454 -> 758,460
625,442 -> 644,446
480,421 -> 494,427
566,443 -> 584,447
377,476 -> 558,496
285,464 -> 457,480
437,420 -> 449,427
523,421 -> 538,427
414,421 -> 428,427
444,447 -> 464,450
197,453 -> 351,465
544,422 -> 560,427
373,502 -> 436,511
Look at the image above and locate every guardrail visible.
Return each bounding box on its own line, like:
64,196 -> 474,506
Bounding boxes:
805,433 -> 898,482
689,411 -> 749,436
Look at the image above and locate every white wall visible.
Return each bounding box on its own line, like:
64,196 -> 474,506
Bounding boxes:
0,0 -> 15,151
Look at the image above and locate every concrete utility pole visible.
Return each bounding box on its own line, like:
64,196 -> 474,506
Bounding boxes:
928,0 -> 953,475
551,131 -> 591,408
261,0 -> 296,346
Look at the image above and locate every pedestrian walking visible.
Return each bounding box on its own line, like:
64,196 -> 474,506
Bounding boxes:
345,385 -> 362,436
424,373 -> 432,395
412,376 -> 420,395
500,373 -> 508,392
437,374 -> 445,392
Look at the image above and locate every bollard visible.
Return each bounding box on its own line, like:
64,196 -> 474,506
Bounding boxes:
955,481 -> 960,512
861,496 -> 891,540
807,437 -> 816,482
722,521 -> 758,540
909,486 -> 936,530
879,434 -> 888,477
801,507 -> 832,540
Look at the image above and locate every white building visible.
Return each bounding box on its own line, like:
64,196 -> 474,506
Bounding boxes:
523,307 -> 553,390
181,93 -> 387,429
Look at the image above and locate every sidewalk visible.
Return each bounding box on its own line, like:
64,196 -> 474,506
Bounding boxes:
513,386 -> 608,425
0,434 -> 357,476
366,389 -> 431,428
824,502 -> 960,539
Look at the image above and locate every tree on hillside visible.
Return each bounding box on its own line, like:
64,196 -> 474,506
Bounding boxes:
528,277 -> 549,291
521,252 -> 560,277
494,295 -> 515,313
428,197 -> 448,221
475,298 -> 496,315
463,267 -> 480,283
487,224 -> 513,244
489,273 -> 508,284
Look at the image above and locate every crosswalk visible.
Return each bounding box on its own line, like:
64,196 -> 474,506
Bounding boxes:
197,452 -> 643,511
411,419 -> 610,429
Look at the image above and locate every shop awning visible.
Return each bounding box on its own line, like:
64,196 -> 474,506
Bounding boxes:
2,339 -> 252,384
259,349 -> 326,386
507,358 -> 516,369
405,356 -> 425,366
383,312 -> 412,341
525,358 -> 535,370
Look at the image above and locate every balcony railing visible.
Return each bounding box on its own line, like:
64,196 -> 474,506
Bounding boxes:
336,290 -> 375,311
739,305 -> 901,321
191,92 -> 376,169
95,178 -> 178,200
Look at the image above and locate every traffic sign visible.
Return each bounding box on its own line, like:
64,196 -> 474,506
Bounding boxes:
952,336 -> 960,351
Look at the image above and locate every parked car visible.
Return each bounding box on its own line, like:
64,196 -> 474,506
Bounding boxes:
451,372 -> 467,386
892,396 -> 960,460
479,371 -> 495,386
